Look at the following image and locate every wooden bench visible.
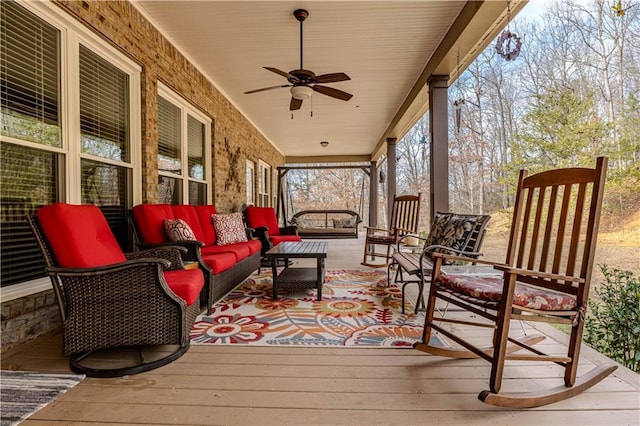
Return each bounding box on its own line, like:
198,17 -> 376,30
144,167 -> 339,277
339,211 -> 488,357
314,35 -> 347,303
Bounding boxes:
291,210 -> 361,239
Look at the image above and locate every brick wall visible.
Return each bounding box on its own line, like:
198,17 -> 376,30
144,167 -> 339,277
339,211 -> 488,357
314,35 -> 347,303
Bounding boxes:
1,290 -> 61,352
1,0 -> 284,354
55,0 -> 284,209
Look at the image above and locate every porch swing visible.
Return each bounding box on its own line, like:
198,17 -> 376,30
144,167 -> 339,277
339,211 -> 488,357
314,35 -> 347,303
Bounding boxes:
276,166 -> 366,239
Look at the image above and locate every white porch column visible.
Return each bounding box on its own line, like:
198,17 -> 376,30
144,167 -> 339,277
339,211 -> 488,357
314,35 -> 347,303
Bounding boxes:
386,137 -> 397,228
428,75 -> 449,221
369,161 -> 378,228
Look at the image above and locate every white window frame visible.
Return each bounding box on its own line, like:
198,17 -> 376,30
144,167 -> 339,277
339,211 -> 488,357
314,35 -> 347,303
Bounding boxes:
272,168 -> 279,209
246,160 -> 255,205
1,1 -> 141,302
257,160 -> 271,207
157,82 -> 212,204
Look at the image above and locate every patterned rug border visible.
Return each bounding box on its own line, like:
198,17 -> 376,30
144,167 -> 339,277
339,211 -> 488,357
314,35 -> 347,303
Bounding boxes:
0,371 -> 84,426
191,269 -> 441,348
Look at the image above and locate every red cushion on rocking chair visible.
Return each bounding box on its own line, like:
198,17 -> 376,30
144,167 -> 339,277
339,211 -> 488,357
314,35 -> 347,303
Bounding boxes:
437,274 -> 578,311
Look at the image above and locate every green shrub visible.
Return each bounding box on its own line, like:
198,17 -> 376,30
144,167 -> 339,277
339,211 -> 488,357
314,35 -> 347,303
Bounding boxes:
584,266 -> 640,373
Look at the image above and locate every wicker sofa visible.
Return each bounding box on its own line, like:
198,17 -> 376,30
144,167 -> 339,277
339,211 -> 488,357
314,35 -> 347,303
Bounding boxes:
291,210 -> 361,239
131,204 -> 261,313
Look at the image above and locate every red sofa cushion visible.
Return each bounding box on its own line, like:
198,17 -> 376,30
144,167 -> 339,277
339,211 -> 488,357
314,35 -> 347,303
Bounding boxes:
37,203 -> 127,268
163,269 -> 204,306
201,252 -> 236,274
201,243 -> 251,262
194,205 -> 218,246
171,205 -> 205,242
245,239 -> 262,255
132,204 -> 174,244
271,235 -> 302,245
245,206 -> 281,236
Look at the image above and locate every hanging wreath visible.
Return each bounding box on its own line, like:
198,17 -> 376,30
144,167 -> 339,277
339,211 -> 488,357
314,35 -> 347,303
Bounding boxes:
495,30 -> 522,61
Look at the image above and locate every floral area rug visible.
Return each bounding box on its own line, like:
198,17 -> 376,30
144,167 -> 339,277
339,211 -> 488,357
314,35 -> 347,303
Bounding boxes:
190,269 -> 436,347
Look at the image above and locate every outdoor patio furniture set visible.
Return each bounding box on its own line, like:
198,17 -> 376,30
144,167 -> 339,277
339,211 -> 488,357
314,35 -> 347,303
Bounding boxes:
27,157 -> 616,408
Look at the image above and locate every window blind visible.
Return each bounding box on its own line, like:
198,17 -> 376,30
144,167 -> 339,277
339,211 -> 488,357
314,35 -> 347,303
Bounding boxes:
157,96 -> 181,174
0,0 -> 61,147
79,45 -> 129,162
0,143 -> 58,287
187,114 -> 205,179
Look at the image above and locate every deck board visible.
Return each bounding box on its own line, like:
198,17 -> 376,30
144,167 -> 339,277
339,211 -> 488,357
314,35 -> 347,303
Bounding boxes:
6,237 -> 640,425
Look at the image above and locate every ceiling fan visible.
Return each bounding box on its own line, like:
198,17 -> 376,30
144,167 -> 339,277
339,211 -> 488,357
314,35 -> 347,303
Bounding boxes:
244,9 -> 353,111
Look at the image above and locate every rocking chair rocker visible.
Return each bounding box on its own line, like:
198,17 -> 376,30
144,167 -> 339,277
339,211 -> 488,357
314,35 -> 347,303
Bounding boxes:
414,157 -> 617,408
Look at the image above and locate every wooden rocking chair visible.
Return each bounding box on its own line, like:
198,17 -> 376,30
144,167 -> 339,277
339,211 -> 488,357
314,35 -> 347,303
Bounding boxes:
361,194 -> 421,267
414,157 -> 617,408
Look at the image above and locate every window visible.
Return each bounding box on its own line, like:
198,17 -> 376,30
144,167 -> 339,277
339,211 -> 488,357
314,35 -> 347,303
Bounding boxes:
0,1 -> 140,293
246,160 -> 255,205
157,84 -> 211,205
257,160 -> 271,207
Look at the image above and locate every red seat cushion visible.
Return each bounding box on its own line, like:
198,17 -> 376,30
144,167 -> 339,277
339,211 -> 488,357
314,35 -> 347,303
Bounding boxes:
171,205 -> 205,242
245,239 -> 262,255
201,243 -> 250,262
194,205 -> 217,246
271,235 -> 302,245
163,269 -> 204,306
132,204 -> 174,244
245,206 -> 281,236
437,275 -> 578,311
37,203 -> 127,268
201,252 -> 236,274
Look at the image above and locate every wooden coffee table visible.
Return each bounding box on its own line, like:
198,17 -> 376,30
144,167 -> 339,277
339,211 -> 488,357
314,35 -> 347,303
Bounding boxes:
264,241 -> 328,300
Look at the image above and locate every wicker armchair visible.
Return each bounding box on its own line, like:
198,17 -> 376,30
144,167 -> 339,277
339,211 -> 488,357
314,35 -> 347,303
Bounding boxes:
28,204 -> 205,378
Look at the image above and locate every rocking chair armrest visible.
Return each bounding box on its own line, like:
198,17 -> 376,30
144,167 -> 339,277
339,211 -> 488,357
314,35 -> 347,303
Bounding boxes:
363,225 -> 391,234
432,252 -> 502,266
493,265 -> 585,283
47,257 -> 172,275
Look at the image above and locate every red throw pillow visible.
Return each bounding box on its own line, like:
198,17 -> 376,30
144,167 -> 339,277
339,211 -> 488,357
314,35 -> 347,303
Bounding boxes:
211,213 -> 248,246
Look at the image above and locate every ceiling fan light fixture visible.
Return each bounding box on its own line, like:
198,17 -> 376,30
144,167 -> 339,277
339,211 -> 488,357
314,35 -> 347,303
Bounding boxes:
291,85 -> 313,100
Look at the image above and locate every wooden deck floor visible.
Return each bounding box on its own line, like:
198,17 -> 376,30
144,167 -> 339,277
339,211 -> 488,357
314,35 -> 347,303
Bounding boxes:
3,237 -> 639,425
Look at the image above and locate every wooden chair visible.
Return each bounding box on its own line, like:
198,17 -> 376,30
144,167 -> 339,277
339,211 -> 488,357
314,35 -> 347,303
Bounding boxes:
28,203 -> 204,378
361,194 -> 421,267
388,212 -> 491,313
414,157 -> 617,408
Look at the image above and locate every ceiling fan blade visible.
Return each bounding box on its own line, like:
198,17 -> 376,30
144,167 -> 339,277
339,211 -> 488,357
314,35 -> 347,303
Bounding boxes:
264,67 -> 299,82
312,85 -> 353,101
244,84 -> 291,94
290,97 -> 303,111
314,72 -> 351,84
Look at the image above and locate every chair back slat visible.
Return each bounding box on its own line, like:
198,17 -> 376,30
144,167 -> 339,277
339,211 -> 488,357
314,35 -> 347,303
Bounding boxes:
390,194 -> 421,234
539,185 -> 559,272
506,157 -> 607,299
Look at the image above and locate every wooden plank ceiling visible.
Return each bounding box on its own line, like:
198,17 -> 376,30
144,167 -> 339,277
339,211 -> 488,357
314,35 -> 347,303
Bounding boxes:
133,1 -> 522,161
